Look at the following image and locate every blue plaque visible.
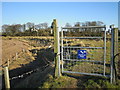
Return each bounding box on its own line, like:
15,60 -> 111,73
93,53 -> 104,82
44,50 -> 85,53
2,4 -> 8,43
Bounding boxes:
78,50 -> 87,59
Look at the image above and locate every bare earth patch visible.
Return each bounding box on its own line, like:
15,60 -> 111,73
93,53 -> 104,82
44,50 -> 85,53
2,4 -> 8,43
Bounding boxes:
1,38 -> 30,68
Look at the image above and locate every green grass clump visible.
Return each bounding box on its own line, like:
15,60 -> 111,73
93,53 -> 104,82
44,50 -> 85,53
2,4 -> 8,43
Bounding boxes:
83,80 -> 101,88
41,75 -> 77,88
102,81 -> 118,88
83,79 -> 120,89
41,74 -> 120,88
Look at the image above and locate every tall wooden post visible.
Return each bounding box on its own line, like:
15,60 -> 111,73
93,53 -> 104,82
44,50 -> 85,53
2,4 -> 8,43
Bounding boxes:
4,67 -> 10,88
53,19 -> 61,77
110,26 -> 118,84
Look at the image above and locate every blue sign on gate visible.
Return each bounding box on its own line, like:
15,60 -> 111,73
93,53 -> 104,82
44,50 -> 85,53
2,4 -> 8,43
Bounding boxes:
78,50 -> 87,59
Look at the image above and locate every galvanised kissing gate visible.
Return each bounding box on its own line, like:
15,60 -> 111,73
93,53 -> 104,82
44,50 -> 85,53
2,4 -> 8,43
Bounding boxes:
60,26 -> 111,77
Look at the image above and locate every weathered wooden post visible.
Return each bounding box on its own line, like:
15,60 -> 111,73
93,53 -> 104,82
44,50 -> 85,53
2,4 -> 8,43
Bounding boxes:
52,19 -> 61,77
22,49 -> 25,52
110,25 -> 118,83
4,67 -> 10,88
7,59 -> 9,67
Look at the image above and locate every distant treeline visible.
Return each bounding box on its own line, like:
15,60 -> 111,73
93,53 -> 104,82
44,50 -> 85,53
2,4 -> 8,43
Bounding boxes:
2,22 -> 53,36
2,28 -> 53,36
1,21 -> 115,36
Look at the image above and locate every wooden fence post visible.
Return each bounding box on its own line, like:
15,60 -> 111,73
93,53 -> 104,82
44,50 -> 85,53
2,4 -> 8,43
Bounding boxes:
53,19 -> 61,77
22,49 -> 25,52
7,59 -> 9,67
110,26 -> 118,84
4,67 -> 10,88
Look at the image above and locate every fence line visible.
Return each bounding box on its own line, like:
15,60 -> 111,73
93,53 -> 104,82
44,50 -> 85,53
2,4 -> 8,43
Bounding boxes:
0,49 -> 27,68
1,52 -> 54,80
10,64 -> 50,80
2,63 -> 51,89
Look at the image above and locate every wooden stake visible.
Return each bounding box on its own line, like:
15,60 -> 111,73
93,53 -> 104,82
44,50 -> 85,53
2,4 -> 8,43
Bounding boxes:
22,49 -> 25,52
7,59 -> 9,67
4,67 -> 10,88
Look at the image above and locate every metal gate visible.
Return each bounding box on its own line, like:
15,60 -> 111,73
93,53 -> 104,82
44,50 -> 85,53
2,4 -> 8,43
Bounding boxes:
60,26 -> 111,77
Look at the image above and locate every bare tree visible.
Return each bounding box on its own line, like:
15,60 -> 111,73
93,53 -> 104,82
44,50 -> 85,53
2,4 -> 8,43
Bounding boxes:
40,23 -> 48,29
26,22 -> 34,31
2,25 -> 9,33
65,23 -> 72,27
74,22 -> 81,27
